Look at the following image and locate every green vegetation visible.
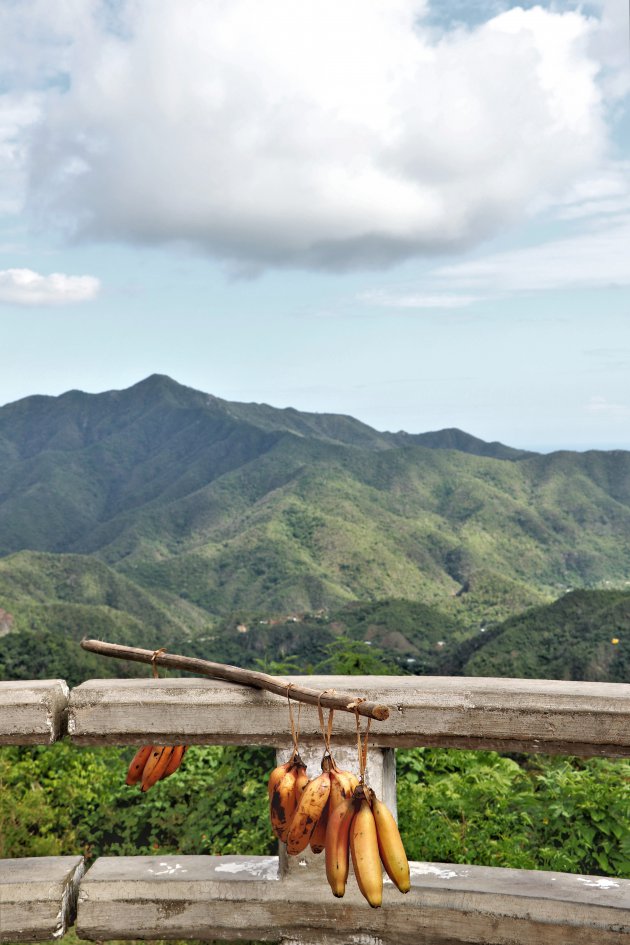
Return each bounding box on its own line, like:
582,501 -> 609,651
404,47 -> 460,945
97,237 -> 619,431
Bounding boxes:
397,749 -> 630,876
2,743 -> 629,880
463,589 -> 630,681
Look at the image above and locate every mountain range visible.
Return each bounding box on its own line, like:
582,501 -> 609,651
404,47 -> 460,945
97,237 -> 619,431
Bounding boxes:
1,374 -> 629,683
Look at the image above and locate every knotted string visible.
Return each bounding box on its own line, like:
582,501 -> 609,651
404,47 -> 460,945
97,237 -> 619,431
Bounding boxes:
317,689 -> 336,758
150,647 -> 167,679
352,699 -> 372,783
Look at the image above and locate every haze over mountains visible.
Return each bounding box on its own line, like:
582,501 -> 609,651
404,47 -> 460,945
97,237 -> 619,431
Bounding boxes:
1,374 -> 629,684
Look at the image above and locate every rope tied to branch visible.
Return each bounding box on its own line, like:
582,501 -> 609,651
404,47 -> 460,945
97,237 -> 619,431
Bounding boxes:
351,699 -> 372,783
150,647 -> 167,679
317,688 -> 336,759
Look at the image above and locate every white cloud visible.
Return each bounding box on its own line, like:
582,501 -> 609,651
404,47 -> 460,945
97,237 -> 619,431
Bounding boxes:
0,269 -> 100,306
585,396 -> 630,420
0,0 -> 619,271
359,290 -> 480,309
434,212 -> 630,293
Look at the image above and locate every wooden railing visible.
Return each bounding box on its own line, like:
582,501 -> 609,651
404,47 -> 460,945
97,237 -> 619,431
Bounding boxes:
2,675 -> 630,944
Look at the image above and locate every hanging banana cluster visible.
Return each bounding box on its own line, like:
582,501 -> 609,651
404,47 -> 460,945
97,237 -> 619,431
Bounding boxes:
125,745 -> 188,792
268,754 -> 410,908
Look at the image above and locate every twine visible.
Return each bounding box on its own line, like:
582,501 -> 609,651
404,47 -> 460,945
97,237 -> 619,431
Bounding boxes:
317,689 -> 337,757
150,647 -> 167,679
352,699 -> 372,783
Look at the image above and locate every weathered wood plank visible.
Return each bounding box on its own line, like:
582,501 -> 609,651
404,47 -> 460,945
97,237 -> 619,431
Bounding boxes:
0,680 -> 69,745
0,856 -> 84,942
69,676 -> 630,756
76,855 -> 630,944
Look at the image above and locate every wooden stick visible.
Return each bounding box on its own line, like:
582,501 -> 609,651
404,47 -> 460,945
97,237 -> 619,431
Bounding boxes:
80,639 -> 390,721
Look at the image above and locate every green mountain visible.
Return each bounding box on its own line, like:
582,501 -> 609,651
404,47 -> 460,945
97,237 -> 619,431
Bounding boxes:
461,589 -> 630,682
1,374 -> 629,628
0,551 -> 213,685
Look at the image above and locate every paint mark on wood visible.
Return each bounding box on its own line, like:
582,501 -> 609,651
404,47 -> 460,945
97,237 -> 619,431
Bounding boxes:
577,877 -> 620,889
147,862 -> 188,876
214,857 -> 278,878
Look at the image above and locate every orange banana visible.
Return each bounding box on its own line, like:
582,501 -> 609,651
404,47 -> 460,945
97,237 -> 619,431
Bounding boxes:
309,799 -> 329,854
141,746 -> 173,792
161,744 -> 187,780
268,759 -> 294,799
270,763 -> 304,842
325,794 -> 356,897
126,745 -> 153,786
286,771 -> 331,855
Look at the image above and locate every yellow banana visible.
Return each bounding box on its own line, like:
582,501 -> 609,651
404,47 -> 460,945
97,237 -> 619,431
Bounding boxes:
141,746 -> 173,792
309,799 -> 329,854
325,794 -> 356,897
350,797 -> 382,908
286,771 -> 331,855
371,795 -> 410,893
126,745 -> 153,786
160,744 -> 187,780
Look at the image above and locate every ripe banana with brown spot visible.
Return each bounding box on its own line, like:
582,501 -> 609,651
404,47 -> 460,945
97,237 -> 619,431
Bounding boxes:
268,759 -> 294,799
126,745 -> 153,786
329,767 -> 359,810
350,797 -> 383,908
270,760 -> 307,842
371,795 -> 410,893
325,794 -> 356,897
293,766 -> 309,799
141,746 -> 173,792
286,771 -> 331,855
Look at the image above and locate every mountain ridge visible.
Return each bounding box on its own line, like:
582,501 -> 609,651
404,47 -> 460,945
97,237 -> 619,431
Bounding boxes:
1,374 -> 629,623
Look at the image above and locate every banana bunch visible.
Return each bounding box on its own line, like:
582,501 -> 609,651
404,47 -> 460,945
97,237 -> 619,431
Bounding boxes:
269,755 -> 408,908
125,745 -> 187,792
268,752 -> 309,842
337,783 -> 410,908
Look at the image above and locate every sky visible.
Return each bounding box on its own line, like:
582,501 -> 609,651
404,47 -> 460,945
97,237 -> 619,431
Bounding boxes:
0,0 -> 628,451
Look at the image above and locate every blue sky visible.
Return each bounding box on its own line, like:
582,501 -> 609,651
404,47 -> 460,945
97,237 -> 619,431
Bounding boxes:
0,0 -> 628,450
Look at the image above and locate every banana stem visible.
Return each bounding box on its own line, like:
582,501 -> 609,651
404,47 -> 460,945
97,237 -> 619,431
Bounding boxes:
80,639 -> 391,721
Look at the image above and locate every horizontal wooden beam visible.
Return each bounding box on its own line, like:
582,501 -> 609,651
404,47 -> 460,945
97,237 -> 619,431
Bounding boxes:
68,675 -> 630,756
0,856 -> 84,942
76,854 -> 630,945
0,680 -> 69,745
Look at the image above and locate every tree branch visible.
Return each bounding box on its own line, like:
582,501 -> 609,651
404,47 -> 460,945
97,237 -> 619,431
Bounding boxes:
80,639 -> 390,721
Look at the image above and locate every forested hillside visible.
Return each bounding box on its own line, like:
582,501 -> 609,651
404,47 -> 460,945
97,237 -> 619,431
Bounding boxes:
1,375 -> 629,624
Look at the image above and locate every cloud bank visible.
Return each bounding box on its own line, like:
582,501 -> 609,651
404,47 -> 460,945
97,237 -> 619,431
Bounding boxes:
0,269 -> 100,306
2,0 -> 625,271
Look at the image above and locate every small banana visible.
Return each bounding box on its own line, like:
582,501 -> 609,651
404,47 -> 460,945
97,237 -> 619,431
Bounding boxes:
350,796 -> 383,908
371,795 -> 410,893
126,745 -> 153,786
160,744 -> 187,780
270,763 -> 304,842
141,746 -> 173,792
268,759 -> 294,799
293,766 -> 309,799
329,767 -> 359,811
325,794 -> 356,897
286,771 -> 331,855
309,799 -> 329,854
